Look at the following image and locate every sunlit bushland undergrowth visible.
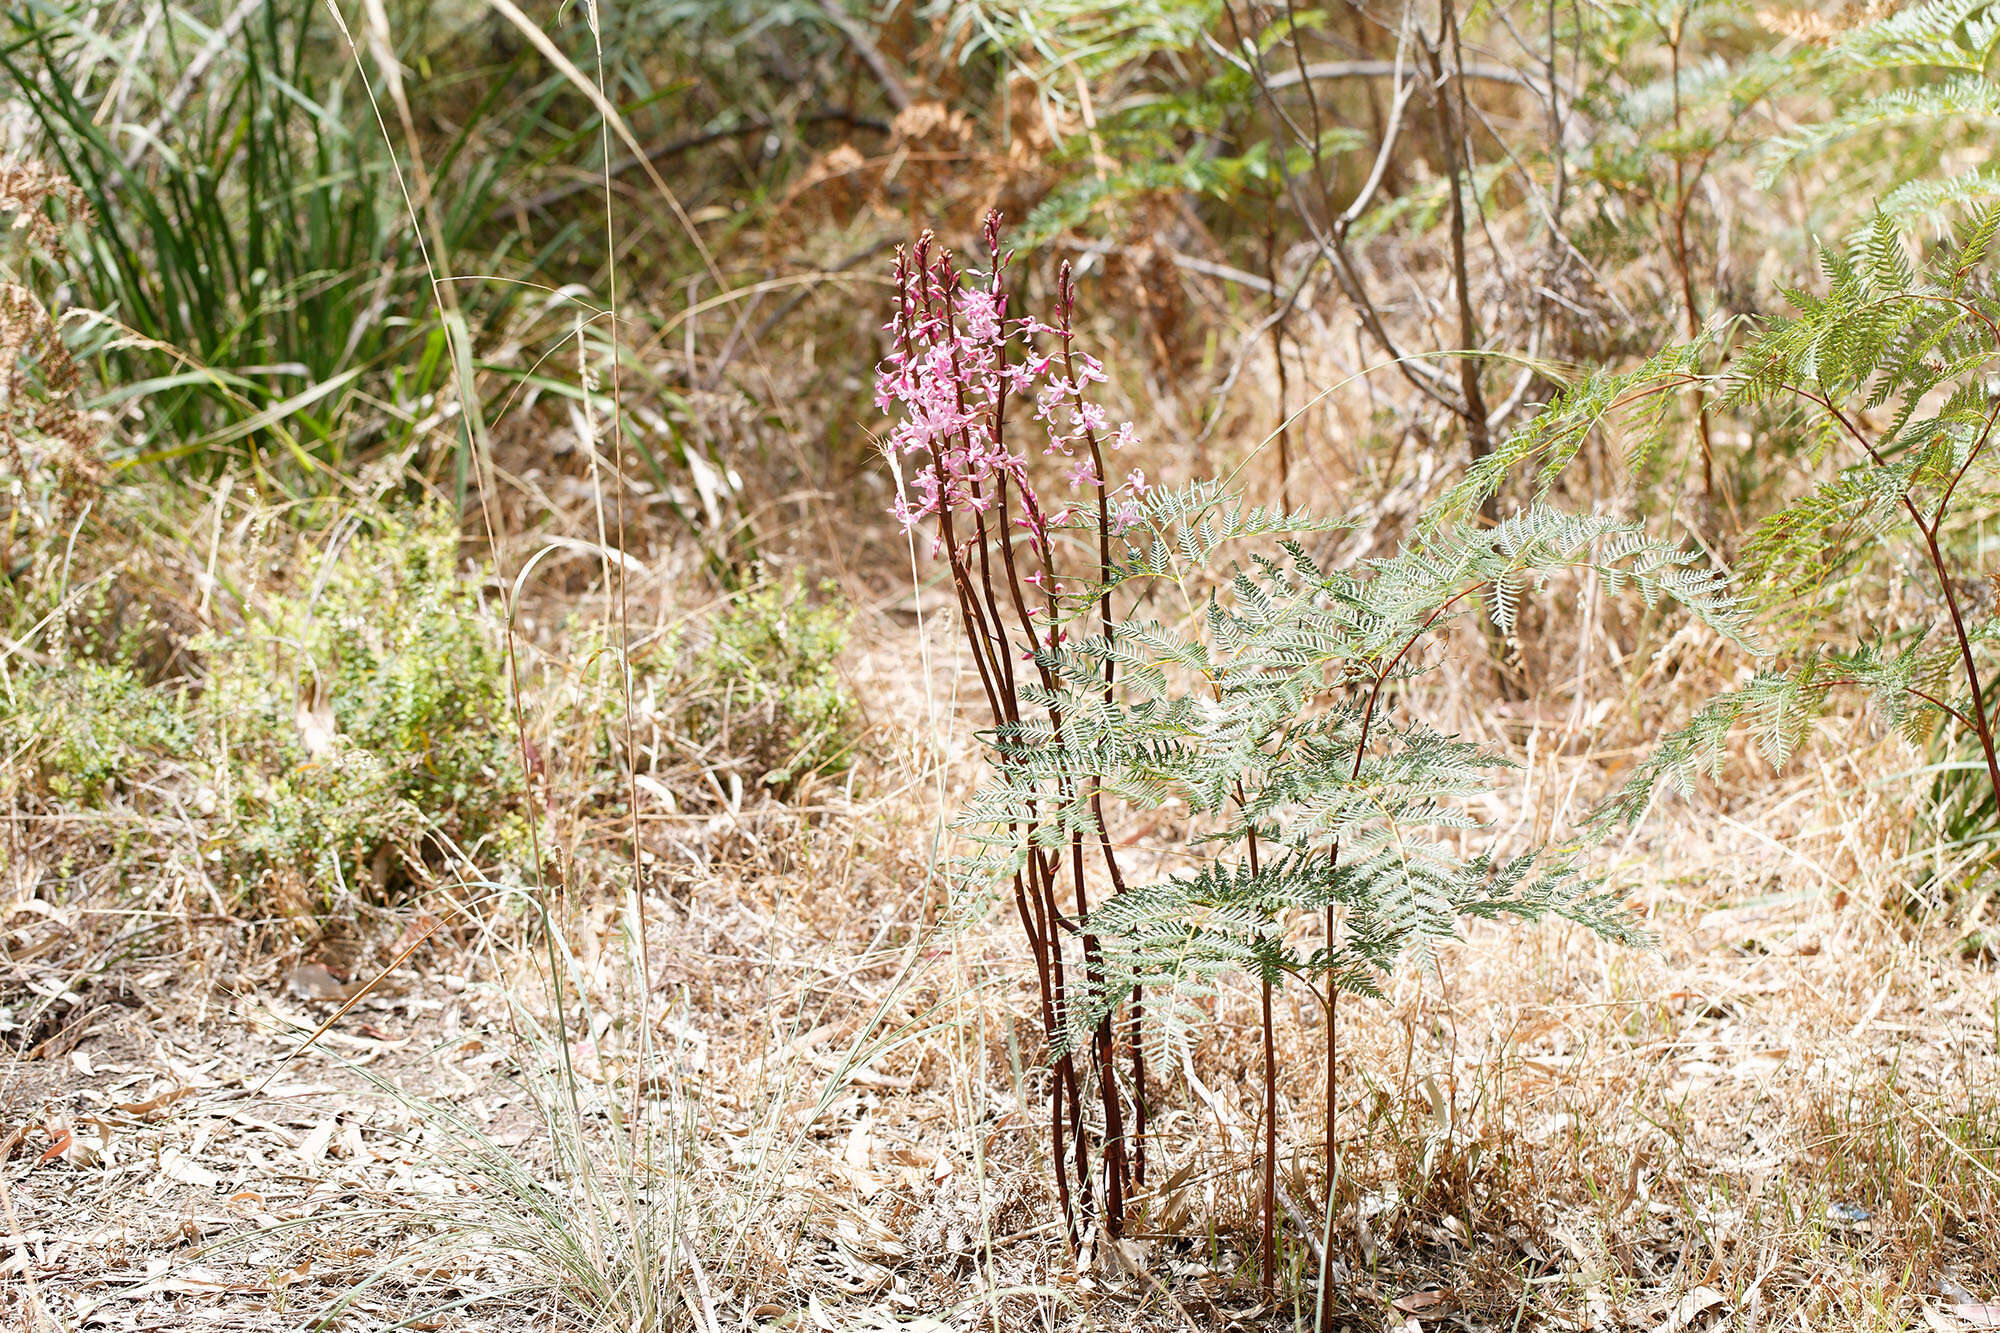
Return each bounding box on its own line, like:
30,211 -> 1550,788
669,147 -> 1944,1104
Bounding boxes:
1,0 -> 1999,1329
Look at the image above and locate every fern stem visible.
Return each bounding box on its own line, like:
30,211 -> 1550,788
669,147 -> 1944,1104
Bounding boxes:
1917,520 -> 2000,812
1318,902 -> 1338,1333
1261,972 -> 1278,1303
1934,395 -> 2000,525
1130,986 -> 1147,1188
1792,386 -> 2000,811
1818,679 -> 1981,735
1232,810 -> 1276,1298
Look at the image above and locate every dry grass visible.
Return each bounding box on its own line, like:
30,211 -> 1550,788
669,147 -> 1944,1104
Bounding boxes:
1,260 -> 1994,1328
7,548 -> 1995,1331
1,260 -> 1996,1329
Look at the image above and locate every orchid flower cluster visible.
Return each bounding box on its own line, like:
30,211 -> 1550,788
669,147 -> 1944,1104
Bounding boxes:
878,213 -> 1146,624
874,214 -> 1150,1246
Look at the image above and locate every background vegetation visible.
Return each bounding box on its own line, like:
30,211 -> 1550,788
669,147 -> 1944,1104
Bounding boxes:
2,0 -> 1999,1329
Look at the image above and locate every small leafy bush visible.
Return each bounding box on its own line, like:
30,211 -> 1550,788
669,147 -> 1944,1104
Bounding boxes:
4,507 -> 520,911
3,501 -> 865,914
1,661 -> 189,803
200,513 -> 519,904
622,568 -> 858,802
691,570 -> 856,790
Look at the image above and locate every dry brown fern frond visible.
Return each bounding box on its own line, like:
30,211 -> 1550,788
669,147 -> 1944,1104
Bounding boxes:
0,159 -> 88,263
0,161 -> 104,509
0,283 -> 101,495
1758,0 -> 1899,46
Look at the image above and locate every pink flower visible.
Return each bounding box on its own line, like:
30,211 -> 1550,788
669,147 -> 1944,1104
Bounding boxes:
1071,401 -> 1109,435
876,218 -> 1136,552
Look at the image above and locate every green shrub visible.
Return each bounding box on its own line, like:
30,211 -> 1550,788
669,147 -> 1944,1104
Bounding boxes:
199,513 -> 518,904
1,660 -> 189,802
3,507 -> 521,909
667,568 -> 857,796
537,566 -> 862,838
3,508 -> 865,913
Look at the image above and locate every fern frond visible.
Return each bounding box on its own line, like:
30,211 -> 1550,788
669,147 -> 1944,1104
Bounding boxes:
1835,0 -> 2000,74
1430,342 -> 1707,520
1881,167 -> 2000,226
1590,645 -> 1965,828
1762,75 -> 2000,182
